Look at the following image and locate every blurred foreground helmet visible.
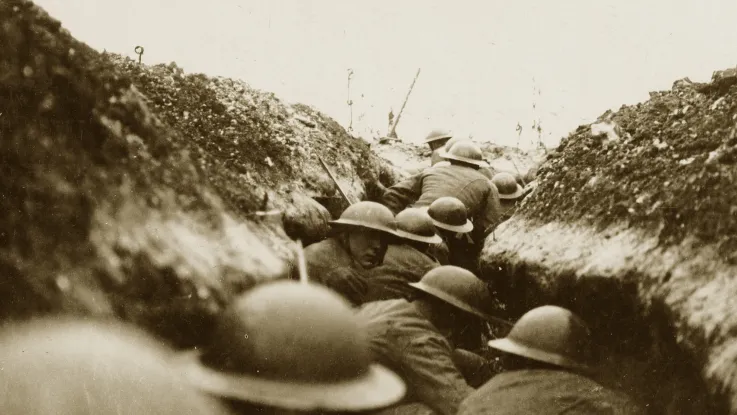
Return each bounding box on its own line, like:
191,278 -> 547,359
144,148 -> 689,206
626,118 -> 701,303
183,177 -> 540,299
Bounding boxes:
409,266 -> 491,321
425,197 -> 473,233
488,305 -> 593,372
395,208 -> 442,244
0,319 -> 229,415
173,280 -> 406,412
330,201 -> 398,236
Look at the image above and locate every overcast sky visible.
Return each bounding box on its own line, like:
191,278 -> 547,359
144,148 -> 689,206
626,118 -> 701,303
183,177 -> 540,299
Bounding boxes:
36,0 -> 737,148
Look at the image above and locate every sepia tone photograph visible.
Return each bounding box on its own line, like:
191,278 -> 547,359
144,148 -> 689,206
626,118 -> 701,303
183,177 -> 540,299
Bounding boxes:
1,0 -> 736,414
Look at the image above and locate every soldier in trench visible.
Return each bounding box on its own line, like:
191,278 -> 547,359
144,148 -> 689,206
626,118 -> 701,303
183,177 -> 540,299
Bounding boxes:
458,306 -> 646,415
424,129 -> 454,167
432,137 -> 497,180
357,266 -> 497,415
173,281 -> 407,415
422,196 -> 482,273
490,172 -> 526,222
379,140 -> 503,266
363,207 -> 442,302
300,201 -> 398,306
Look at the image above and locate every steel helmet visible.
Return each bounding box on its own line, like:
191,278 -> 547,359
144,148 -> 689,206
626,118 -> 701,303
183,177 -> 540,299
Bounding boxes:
0,319 -> 230,415
424,129 -> 453,144
488,305 -> 593,372
409,266 -> 492,321
394,208 -> 443,244
443,136 -> 468,151
425,197 -> 473,233
492,172 -> 525,200
330,201 -> 398,236
173,281 -> 406,411
440,141 -> 490,168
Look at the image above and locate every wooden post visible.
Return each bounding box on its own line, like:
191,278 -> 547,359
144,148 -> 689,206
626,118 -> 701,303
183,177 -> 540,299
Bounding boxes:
388,68 -> 421,139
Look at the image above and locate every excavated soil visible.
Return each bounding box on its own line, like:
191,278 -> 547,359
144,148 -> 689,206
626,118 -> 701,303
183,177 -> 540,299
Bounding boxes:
0,0 -> 399,347
525,73 -> 737,251
480,69 -> 737,414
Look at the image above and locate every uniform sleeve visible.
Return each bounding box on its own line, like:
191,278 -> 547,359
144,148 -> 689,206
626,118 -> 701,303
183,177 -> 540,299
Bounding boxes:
398,334 -> 475,415
380,173 -> 424,214
451,349 -> 495,388
474,182 -> 502,240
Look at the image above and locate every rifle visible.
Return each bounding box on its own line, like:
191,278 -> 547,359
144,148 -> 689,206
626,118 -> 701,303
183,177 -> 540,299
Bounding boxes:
318,156 -> 356,206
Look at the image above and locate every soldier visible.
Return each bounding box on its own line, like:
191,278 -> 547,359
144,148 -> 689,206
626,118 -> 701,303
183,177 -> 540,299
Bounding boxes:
491,172 -> 525,222
422,196 -> 475,269
433,137 -> 496,179
364,207 -> 442,302
302,201 -> 398,305
424,129 -> 454,166
380,140 -> 503,248
358,266 -> 500,415
174,281 -> 406,415
459,306 -> 646,415
0,319 -> 230,415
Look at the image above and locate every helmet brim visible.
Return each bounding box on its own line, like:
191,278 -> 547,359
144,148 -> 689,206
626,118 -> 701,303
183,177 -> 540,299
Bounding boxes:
408,282 -> 491,321
432,219 -> 474,234
424,134 -> 453,144
394,229 -> 443,245
329,219 -> 398,236
497,184 -> 525,200
439,151 -> 490,168
416,206 -> 474,234
172,351 -> 406,411
487,338 -> 592,373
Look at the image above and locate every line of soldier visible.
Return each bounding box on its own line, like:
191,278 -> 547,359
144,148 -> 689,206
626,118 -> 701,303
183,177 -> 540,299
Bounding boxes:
0,130 -> 644,414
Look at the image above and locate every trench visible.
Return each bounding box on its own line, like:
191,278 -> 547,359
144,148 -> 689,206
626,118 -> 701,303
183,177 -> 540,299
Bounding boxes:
478,258 -> 725,415
292,191 -> 723,414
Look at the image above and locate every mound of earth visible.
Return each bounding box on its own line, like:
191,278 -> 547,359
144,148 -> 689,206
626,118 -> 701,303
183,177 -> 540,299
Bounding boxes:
0,0 -> 398,347
480,69 -> 737,413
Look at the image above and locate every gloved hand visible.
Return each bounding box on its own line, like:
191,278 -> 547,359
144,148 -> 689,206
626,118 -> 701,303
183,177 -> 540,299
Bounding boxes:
322,267 -> 369,306
364,180 -> 387,202
452,349 -> 496,388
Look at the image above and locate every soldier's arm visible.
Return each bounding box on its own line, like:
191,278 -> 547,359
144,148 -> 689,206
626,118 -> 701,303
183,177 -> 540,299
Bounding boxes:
399,335 -> 475,415
476,182 -> 503,240
380,173 -> 423,214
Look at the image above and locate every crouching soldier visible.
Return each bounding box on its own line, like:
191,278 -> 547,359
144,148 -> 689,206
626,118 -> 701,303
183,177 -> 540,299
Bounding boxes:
358,266 -> 502,415
174,281 -> 407,415
423,196 -> 478,271
459,306 -> 646,415
380,140 -> 502,248
365,207 -> 442,302
490,172 -> 525,222
301,201 -> 398,305
425,129 -> 454,167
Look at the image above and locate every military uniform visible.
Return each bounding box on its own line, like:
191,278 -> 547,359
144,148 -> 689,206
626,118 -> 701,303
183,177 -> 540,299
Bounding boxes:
380,165 -> 502,243
358,299 -> 474,415
459,369 -> 646,415
364,244 -> 439,302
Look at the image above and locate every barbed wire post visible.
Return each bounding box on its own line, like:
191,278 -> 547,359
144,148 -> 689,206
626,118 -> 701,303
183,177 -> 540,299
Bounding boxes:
134,46 -> 144,64
347,69 -> 354,132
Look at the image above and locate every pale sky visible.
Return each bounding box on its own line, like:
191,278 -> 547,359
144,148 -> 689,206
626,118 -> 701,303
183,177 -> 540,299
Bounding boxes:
36,0 -> 737,149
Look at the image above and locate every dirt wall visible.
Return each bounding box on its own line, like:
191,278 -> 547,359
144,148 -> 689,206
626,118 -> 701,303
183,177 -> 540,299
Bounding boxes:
480,69 -> 737,414
0,0 -> 398,347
